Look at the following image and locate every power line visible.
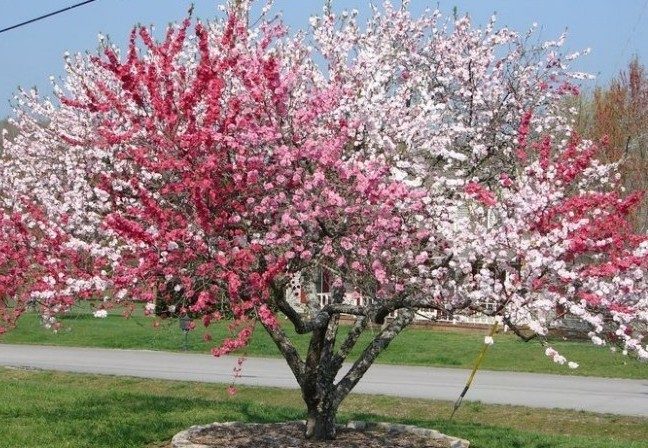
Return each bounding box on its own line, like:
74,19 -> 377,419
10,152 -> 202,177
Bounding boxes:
0,0 -> 100,35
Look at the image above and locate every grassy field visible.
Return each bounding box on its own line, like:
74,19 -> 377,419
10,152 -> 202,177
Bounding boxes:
2,306 -> 647,379
0,368 -> 646,448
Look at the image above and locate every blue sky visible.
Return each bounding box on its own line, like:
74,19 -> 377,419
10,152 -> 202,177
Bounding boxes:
0,1 -> 646,117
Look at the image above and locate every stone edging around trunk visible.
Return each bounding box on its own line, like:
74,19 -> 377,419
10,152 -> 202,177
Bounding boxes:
171,420 -> 470,448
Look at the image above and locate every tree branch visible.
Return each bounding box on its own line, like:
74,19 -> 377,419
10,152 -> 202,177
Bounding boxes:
503,316 -> 538,342
271,283 -> 328,334
259,318 -> 306,387
320,287 -> 344,365
333,309 -> 415,408
331,315 -> 368,370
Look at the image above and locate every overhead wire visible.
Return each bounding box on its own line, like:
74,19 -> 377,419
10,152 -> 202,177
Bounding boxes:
0,0 -> 100,35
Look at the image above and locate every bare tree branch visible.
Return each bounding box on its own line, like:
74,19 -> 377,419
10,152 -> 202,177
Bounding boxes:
271,283 -> 329,334
333,309 -> 416,408
259,319 -> 306,387
503,316 -> 538,342
331,315 -> 368,370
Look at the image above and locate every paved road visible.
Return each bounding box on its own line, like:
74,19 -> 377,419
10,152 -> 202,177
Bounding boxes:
1,344 -> 646,417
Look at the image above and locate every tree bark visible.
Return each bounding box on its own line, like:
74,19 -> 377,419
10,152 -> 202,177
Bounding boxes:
305,393 -> 339,440
334,309 -> 415,408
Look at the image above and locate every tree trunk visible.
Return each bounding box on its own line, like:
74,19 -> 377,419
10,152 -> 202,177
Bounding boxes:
301,325 -> 340,440
263,286 -> 417,441
304,386 -> 339,440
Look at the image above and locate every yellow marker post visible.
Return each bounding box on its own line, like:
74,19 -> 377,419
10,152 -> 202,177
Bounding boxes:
449,321 -> 499,420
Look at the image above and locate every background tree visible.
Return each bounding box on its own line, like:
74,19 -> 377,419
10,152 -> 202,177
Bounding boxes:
572,57 -> 648,230
1,1 -> 647,441
0,206 -> 72,334
596,58 -> 648,229
0,212 -> 35,334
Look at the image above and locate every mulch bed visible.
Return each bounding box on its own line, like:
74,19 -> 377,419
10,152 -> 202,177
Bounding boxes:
190,422 -> 450,448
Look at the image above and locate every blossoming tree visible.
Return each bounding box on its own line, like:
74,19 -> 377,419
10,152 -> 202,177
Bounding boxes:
0,212 -> 36,334
0,206 -> 73,334
1,1 -> 647,441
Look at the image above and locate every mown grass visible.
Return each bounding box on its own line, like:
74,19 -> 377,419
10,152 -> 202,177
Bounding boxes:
2,304 -> 647,379
0,368 -> 646,448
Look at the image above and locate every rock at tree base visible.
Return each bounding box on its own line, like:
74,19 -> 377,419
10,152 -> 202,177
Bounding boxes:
172,421 -> 469,448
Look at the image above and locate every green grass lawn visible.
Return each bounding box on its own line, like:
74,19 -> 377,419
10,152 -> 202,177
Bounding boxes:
0,368 -> 646,448
2,305 -> 647,379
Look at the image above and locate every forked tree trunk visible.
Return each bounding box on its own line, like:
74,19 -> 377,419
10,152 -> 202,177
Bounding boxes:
262,286 -> 416,441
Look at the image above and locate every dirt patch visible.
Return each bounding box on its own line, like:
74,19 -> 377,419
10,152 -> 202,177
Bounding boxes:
185,421 -> 464,448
